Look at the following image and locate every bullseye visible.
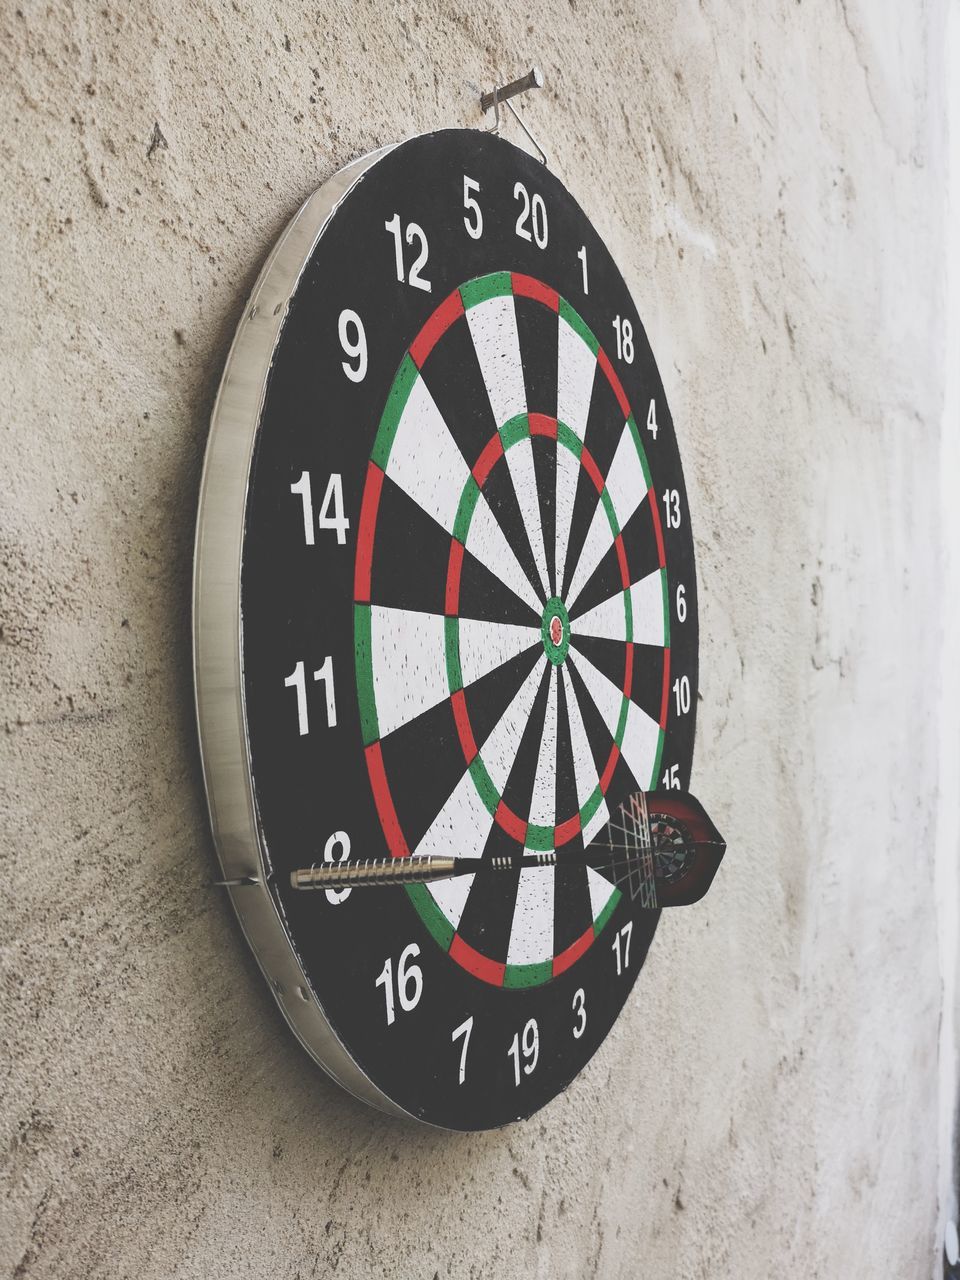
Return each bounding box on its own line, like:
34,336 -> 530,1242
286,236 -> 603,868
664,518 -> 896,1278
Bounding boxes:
541,596 -> 570,665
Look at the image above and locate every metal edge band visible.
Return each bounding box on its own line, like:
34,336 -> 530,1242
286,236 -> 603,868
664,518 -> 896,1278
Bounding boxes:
192,142 -> 424,1124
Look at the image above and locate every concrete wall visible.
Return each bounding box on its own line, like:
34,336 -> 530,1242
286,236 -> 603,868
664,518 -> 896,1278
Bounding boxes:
1,1 -> 952,1276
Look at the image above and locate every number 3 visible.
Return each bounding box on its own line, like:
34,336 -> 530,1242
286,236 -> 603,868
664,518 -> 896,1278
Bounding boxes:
572,988 -> 587,1039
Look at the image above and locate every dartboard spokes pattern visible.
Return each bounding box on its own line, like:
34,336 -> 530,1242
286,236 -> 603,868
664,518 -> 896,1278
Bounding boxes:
355,272 -> 671,988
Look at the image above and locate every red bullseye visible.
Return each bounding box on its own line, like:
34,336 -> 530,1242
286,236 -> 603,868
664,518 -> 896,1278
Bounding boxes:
549,615 -> 564,647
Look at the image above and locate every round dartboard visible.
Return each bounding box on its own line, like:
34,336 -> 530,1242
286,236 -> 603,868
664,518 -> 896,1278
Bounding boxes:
194,128 -> 698,1130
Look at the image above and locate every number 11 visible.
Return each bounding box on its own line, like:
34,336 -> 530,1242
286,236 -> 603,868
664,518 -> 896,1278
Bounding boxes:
284,657 -> 337,735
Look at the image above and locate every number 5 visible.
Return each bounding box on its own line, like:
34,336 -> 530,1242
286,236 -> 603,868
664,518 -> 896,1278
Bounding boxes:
463,176 -> 482,239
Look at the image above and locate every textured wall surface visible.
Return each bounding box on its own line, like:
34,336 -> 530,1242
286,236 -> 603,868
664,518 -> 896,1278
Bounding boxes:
1,1 -> 952,1276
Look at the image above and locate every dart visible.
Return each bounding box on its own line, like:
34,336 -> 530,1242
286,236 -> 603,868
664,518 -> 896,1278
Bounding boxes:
290,789 -> 724,909
291,850 -> 558,889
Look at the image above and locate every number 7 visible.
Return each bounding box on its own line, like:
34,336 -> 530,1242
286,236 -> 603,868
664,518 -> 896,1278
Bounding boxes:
452,1016 -> 474,1085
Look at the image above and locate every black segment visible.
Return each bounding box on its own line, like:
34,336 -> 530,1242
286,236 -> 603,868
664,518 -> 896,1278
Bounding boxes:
457,545 -> 542,626
571,635 -> 665,726
566,656 -> 618,777
560,371 -> 626,599
567,494 -> 661,620
516,298 -> 560,594
515,295 -> 559,418
371,475 -> 451,616
456,662 -> 552,959
462,644 -> 543,752
380,698 -> 465,855
456,823 -> 523,960
552,670 -> 594,954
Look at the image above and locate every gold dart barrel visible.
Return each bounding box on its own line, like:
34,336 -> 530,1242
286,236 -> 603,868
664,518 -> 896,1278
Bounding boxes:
291,856 -> 458,890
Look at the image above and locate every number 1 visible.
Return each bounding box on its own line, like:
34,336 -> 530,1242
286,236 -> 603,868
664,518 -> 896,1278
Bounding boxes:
577,244 -> 588,294
290,471 -> 314,545
313,655 -> 337,728
284,661 -> 309,736
384,212 -> 404,281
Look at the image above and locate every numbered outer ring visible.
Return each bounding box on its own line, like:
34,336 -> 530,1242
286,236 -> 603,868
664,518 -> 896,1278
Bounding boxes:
193,130 -> 698,1129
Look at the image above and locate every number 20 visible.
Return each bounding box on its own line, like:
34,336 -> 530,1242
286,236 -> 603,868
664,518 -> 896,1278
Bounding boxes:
514,182 -> 548,249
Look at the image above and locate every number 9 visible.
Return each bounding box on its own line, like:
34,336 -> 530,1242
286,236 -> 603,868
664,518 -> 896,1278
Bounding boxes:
338,308 -> 367,382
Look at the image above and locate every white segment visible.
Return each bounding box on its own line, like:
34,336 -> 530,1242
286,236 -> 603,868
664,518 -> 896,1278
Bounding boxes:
370,607 -> 448,739
560,667 -> 609,845
456,616 -> 541,690
554,434 -> 582,597
571,589 -> 629,644
527,664 -> 559,829
385,375 -> 471,534
425,874 -> 474,932
465,293 -> 528,428
587,863 -> 620,911
465,295 -> 549,596
573,648 -> 661,791
567,652 -> 625,745
503,434 -> 549,596
506,867 -> 555,966
465,491 -> 542,615
413,765 -> 496,927
631,569 -> 667,647
572,569 -> 666,648
556,312 -> 597,441
566,496 -> 617,610
604,420 -> 651,531
482,658 -> 547,794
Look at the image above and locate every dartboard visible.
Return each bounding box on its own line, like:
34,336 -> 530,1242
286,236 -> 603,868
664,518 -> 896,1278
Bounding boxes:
194,128 -> 698,1130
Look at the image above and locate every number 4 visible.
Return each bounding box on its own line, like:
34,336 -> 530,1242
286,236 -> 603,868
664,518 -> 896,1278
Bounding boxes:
646,399 -> 658,439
